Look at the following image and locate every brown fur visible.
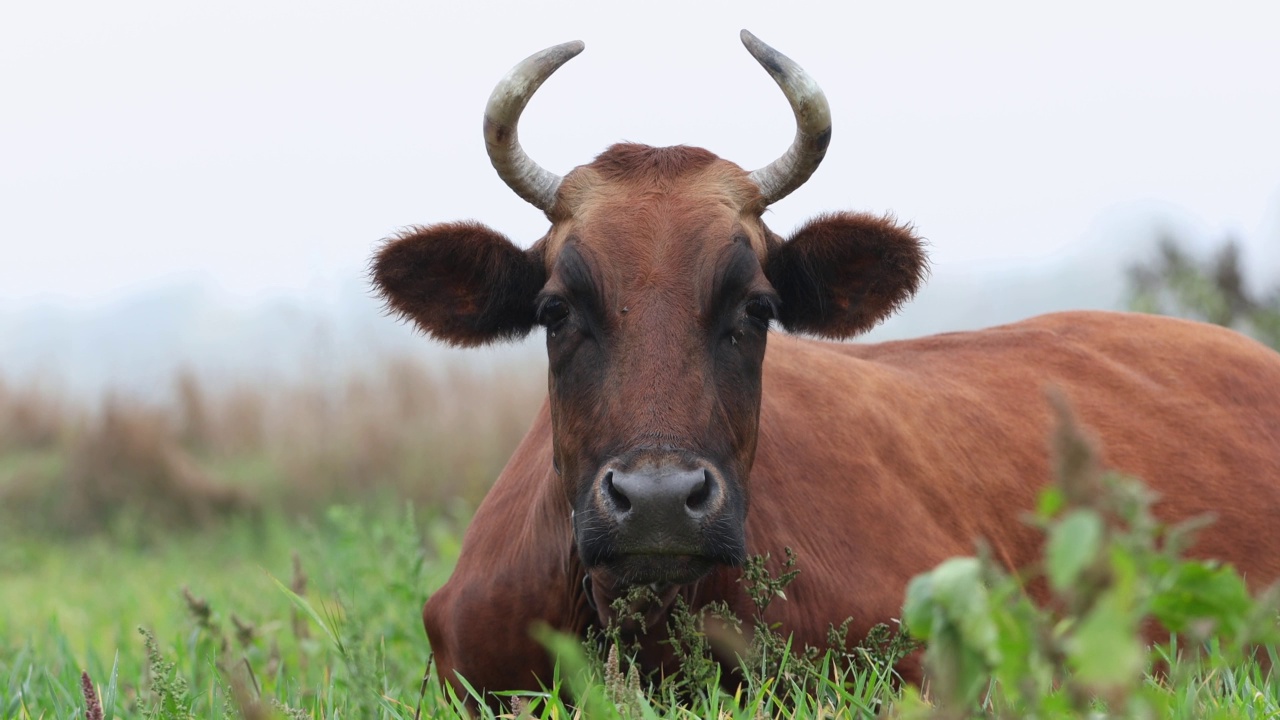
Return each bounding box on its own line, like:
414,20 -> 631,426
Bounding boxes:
372,142 -> 1280,703
769,212 -> 928,337
373,221 -> 545,347
584,143 -> 723,185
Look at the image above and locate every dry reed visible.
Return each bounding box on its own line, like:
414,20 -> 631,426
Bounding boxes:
0,354 -> 545,535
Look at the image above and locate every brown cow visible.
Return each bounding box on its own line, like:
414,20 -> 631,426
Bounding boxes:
373,31 -> 1280,700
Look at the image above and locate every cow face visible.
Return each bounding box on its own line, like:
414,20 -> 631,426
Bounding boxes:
373,143 -> 926,590
373,32 -> 926,597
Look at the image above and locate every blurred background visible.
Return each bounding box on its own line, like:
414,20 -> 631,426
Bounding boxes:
1,1 -> 1278,537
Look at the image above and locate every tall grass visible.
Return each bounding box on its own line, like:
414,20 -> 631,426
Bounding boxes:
0,375 -> 67,452
0,356 -> 544,536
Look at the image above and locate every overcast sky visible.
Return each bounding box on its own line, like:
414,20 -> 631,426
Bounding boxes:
3,1 -> 1278,308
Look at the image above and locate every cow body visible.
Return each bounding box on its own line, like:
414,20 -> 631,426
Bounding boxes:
422,311 -> 1280,694
371,32 -> 1280,703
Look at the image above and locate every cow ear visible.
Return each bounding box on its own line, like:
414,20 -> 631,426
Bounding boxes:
372,221 -> 546,347
765,212 -> 928,338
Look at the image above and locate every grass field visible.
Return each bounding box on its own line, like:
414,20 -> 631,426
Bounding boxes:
5,498 -> 1279,719
0,361 -> 515,718
0,504 -> 459,718
2,361 -> 1279,718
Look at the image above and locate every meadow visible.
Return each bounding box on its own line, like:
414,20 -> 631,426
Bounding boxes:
3,282 -> 1280,718
0,359 -> 536,718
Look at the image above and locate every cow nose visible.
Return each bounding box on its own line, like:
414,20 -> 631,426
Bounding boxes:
602,467 -> 714,521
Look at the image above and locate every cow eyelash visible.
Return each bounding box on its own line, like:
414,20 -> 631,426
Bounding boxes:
743,296 -> 778,329
536,297 -> 571,332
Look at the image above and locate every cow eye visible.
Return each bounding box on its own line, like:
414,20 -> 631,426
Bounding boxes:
537,297 -> 570,330
744,296 -> 777,329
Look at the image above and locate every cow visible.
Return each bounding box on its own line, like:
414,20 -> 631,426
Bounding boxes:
372,31 -> 1280,701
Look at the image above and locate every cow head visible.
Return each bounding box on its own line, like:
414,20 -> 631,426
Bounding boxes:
374,32 -> 926,596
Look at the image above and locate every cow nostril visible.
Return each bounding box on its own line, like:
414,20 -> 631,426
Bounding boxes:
603,470 -> 631,513
686,470 -> 712,512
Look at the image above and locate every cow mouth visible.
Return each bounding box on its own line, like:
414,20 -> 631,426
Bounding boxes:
601,552 -> 718,586
584,549 -> 739,632
574,510 -> 747,587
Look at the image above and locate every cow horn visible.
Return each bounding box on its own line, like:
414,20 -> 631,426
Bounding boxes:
741,30 -> 832,205
483,40 -> 585,213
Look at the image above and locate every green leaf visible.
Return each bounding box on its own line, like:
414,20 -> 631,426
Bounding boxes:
268,573 -> 343,653
1046,509 -> 1103,593
1068,591 -> 1142,686
531,622 -> 614,716
1151,561 -> 1252,638
902,557 -> 1000,665
902,572 -> 938,640
1036,486 -> 1065,520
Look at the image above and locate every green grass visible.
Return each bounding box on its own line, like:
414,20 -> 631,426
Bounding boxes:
0,502 -> 910,719
0,504 -> 462,719
2,497 -> 1278,719
0,447 -> 65,477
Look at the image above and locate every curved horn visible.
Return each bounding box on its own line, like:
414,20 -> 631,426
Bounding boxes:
741,30 -> 832,205
483,40 -> 585,212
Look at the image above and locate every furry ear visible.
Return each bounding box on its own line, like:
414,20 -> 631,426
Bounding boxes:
372,221 -> 546,347
765,212 -> 928,338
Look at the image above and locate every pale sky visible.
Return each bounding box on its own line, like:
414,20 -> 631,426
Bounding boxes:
3,1 -> 1279,307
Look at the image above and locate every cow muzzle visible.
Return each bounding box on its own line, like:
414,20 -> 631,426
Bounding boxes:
574,459 -> 746,586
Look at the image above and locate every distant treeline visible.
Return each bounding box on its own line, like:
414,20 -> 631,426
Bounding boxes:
1128,235 -> 1280,349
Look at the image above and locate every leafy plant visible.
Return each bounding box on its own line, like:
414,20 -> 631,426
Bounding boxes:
901,394 -> 1280,717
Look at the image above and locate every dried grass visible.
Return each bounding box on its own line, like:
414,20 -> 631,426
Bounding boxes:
0,375 -> 67,451
59,395 -> 254,534
0,355 -> 544,535
249,355 -> 544,510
